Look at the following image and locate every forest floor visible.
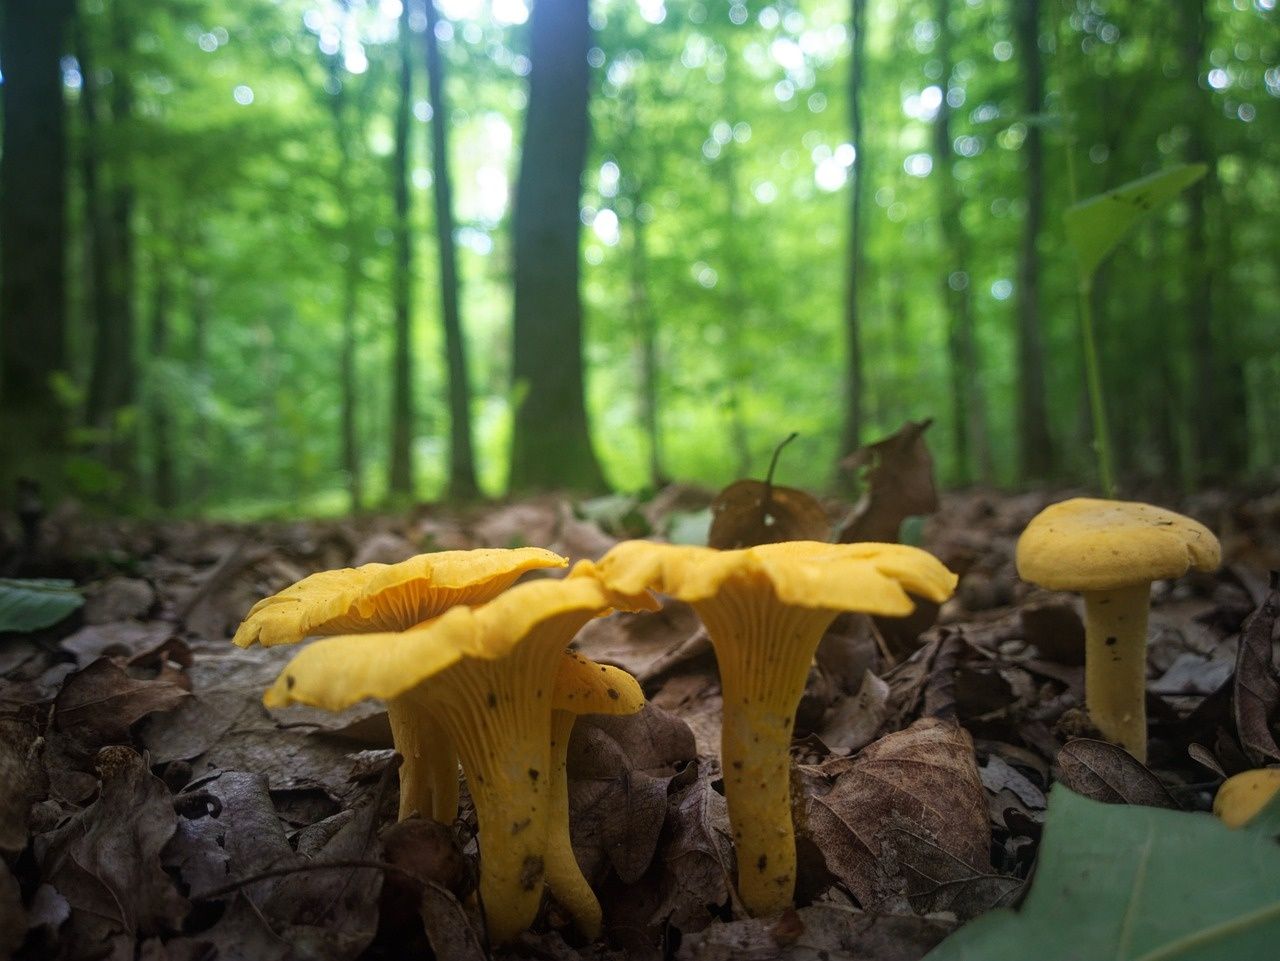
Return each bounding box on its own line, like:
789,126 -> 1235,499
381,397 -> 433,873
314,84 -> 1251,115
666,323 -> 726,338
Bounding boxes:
2,477 -> 1279,961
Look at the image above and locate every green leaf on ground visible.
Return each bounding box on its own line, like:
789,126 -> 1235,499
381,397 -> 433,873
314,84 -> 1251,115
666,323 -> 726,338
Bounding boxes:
924,785 -> 1280,961
1065,163 -> 1207,279
0,578 -> 84,633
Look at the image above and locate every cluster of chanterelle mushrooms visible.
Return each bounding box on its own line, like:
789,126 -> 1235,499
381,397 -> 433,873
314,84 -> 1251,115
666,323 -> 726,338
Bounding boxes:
232,495 -> 1268,944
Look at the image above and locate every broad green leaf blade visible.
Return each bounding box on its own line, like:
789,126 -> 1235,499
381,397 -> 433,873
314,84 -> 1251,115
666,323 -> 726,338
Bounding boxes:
1245,790 -> 1280,840
0,578 -> 84,633
924,786 -> 1280,961
1065,163 -> 1207,279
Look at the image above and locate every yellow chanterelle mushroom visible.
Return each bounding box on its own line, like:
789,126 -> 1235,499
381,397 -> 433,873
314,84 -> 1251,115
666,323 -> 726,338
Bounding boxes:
262,563 -> 655,943
593,539 -> 957,917
1016,498 -> 1220,763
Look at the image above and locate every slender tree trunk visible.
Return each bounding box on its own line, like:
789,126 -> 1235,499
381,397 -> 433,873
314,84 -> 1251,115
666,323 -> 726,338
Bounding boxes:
631,184 -> 664,489
839,0 -> 868,463
148,254 -> 175,510
509,0 -> 606,492
0,0 -> 72,487
326,60 -> 363,510
76,9 -> 114,429
1012,0 -> 1053,481
83,2 -> 137,488
421,0 -> 479,500
616,87 -> 663,488
388,0 -> 416,499
189,271 -> 212,505
932,0 -> 991,485
1179,0 -> 1243,481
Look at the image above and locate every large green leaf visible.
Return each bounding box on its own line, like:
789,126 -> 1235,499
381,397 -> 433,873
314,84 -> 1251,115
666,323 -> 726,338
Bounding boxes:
1065,163 -> 1207,279
925,786 -> 1280,961
0,578 -> 84,633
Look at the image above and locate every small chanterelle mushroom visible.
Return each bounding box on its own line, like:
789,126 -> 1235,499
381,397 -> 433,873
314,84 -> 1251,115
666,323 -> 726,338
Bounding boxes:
545,652 -> 646,939
263,562 -> 656,943
593,539 -> 957,917
1016,498 -> 1221,763
232,547 -> 566,822
1214,769 -> 1280,829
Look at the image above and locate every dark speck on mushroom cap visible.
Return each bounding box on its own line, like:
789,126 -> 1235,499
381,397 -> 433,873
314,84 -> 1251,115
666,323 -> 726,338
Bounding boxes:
1016,497 -> 1221,592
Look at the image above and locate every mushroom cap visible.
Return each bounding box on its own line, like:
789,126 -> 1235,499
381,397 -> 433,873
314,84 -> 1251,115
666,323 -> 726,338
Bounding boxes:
1016,498 -> 1221,593
263,562 -> 656,712
234,547 -> 567,647
553,651 -> 645,716
594,539 -> 957,615
1214,769 -> 1280,829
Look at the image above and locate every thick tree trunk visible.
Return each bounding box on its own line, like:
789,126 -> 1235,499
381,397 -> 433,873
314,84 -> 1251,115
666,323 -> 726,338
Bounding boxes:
0,0 -> 72,487
839,0 -> 867,463
508,0 -> 606,493
1012,0 -> 1053,481
932,0 -> 991,486
388,0 -> 416,499
422,0 -> 479,500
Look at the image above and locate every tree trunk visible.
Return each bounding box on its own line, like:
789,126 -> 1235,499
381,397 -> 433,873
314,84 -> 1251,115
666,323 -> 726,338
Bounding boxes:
148,253 -> 175,510
839,0 -> 868,463
421,0 -> 480,500
631,184 -> 664,489
1012,0 -> 1053,481
326,59 -> 363,511
508,0 -> 606,493
1179,0 -> 1244,481
82,2 -> 137,488
189,270 -> 212,506
388,0 -> 416,499
0,0 -> 72,487
932,0 -> 991,486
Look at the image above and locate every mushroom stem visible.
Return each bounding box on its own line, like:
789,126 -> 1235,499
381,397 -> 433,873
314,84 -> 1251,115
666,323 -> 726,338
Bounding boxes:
698,592 -> 836,917
388,699 -> 459,822
416,643 -> 563,944
545,709 -> 602,938
720,690 -> 802,917
1082,582 -> 1152,763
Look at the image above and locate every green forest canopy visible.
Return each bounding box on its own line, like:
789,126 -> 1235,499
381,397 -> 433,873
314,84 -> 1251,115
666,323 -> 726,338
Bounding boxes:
0,0 -> 1277,515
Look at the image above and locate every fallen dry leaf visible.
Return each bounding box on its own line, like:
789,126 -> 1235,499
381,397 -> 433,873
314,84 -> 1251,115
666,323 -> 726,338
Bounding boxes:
802,717 -> 1015,918
837,420 -> 939,544
1233,572 -> 1280,765
653,768 -> 738,932
1054,739 -> 1179,809
34,746 -> 190,953
708,434 -> 830,549
572,599 -> 704,683
54,657 -> 190,749
0,715 -> 46,854
568,704 -> 698,885
675,901 -> 955,961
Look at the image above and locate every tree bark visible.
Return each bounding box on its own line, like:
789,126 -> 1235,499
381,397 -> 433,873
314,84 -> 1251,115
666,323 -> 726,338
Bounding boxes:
508,0 -> 606,493
1179,0 -> 1245,481
931,0 -> 991,486
147,252 -> 175,510
84,1 -> 138,482
388,0 -> 416,499
839,0 -> 868,464
1012,0 -> 1053,481
325,58 -> 363,510
421,0 -> 480,500
0,0 -> 72,487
